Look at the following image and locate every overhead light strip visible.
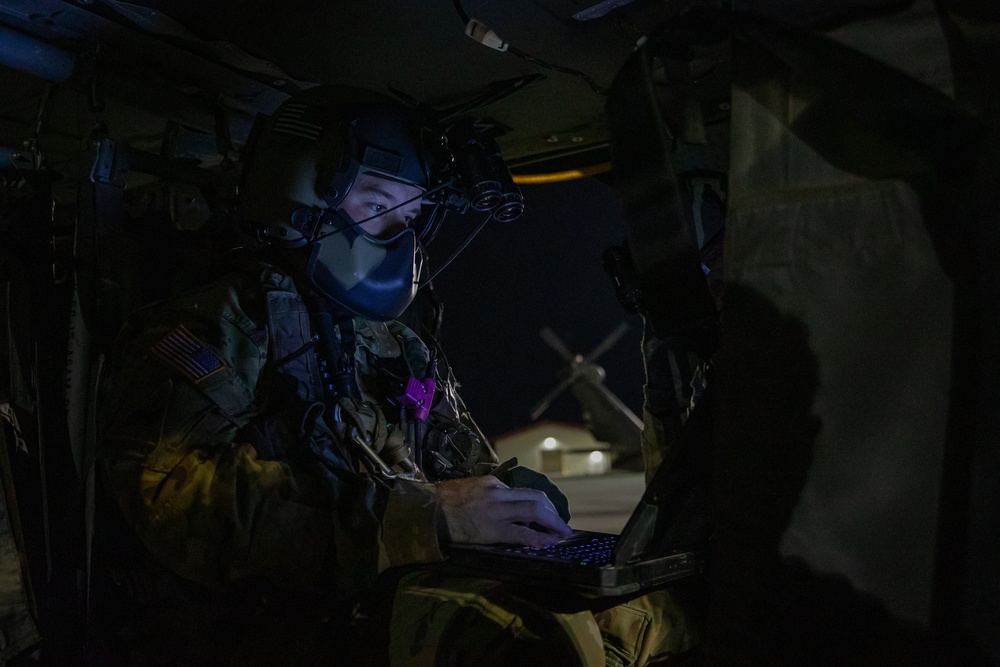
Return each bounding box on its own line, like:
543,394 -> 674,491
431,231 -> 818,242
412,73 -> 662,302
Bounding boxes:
511,161 -> 612,185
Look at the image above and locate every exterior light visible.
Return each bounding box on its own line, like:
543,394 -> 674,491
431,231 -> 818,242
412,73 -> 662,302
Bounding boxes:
542,437 -> 558,450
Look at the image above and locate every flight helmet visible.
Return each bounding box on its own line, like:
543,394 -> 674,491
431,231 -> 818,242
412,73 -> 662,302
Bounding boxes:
240,86 -> 437,321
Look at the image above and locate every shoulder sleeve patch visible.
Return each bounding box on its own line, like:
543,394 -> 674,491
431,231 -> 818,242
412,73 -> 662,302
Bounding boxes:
151,325 -> 226,384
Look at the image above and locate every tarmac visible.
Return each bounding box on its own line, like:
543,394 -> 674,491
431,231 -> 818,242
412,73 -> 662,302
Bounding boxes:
553,470 -> 646,534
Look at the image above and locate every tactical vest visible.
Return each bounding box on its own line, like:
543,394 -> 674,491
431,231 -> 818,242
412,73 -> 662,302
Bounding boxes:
244,262 -> 495,481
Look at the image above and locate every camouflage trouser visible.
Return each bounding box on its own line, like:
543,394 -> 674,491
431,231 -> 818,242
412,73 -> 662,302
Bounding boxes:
385,571 -> 698,667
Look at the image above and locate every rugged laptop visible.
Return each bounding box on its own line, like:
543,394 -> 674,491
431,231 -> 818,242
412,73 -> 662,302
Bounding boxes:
446,389 -> 713,598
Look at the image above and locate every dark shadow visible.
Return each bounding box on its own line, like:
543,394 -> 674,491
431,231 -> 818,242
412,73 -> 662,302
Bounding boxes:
706,283 -> 989,665
720,17 -> 997,660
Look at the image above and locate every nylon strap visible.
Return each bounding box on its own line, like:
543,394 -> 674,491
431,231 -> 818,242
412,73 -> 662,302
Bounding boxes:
606,33 -> 719,355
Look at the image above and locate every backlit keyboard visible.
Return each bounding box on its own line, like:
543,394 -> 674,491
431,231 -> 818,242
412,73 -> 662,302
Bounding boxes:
503,535 -> 618,566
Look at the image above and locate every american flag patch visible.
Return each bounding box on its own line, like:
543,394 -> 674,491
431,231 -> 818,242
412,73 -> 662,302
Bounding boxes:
151,325 -> 225,383
272,102 -> 328,142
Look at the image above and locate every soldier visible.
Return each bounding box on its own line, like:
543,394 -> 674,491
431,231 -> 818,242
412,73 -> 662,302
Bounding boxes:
93,86 -> 696,666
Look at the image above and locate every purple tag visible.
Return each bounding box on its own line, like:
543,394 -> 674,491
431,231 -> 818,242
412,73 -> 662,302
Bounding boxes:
397,376 -> 436,421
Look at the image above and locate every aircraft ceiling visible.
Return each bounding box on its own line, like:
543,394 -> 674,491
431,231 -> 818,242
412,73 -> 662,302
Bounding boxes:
0,0 -> 681,186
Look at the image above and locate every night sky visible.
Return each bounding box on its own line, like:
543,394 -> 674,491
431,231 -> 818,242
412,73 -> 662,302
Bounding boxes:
430,176 -> 646,440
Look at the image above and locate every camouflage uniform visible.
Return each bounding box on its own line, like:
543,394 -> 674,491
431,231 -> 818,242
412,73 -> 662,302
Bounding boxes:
95,260 -> 695,666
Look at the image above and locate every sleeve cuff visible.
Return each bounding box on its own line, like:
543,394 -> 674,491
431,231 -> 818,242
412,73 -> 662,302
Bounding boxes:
381,479 -> 446,567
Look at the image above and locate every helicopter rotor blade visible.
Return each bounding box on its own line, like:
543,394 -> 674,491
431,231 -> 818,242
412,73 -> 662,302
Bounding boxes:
592,380 -> 644,430
529,376 -> 574,421
582,320 -> 630,365
539,326 -> 575,362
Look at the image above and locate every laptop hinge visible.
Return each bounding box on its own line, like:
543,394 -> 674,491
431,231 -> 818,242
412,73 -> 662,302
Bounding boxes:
612,501 -> 657,567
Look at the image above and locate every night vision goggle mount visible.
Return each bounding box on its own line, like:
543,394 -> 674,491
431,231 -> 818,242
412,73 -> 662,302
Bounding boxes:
272,118 -> 526,250
426,121 -> 524,224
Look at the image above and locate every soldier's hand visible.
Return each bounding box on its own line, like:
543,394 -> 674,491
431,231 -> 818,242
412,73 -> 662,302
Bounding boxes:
436,475 -> 573,547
